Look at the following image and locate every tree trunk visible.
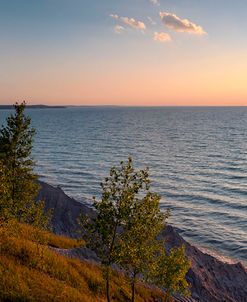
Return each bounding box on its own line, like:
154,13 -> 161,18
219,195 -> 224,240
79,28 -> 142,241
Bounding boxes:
106,266 -> 111,302
106,222 -> 118,302
11,160 -> 16,201
131,273 -> 136,302
164,290 -> 171,302
104,219 -> 120,302
131,282 -> 135,302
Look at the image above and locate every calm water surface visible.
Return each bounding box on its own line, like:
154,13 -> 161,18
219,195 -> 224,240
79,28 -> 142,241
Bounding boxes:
1,107 -> 247,264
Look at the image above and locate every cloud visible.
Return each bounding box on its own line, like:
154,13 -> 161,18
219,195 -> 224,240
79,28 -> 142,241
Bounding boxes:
147,16 -> 156,26
121,17 -> 146,30
149,0 -> 160,6
114,25 -> 125,34
110,14 -> 119,20
154,32 -> 171,42
159,12 -> 206,35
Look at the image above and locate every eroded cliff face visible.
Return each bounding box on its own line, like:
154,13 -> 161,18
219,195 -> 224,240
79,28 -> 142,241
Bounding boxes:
37,181 -> 94,237
160,226 -> 247,302
37,181 -> 247,302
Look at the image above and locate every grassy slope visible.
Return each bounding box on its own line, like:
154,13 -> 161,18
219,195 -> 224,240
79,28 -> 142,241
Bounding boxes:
0,221 -> 163,302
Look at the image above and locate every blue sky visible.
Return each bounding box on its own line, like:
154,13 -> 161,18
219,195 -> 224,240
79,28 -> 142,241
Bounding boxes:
1,0 -> 247,105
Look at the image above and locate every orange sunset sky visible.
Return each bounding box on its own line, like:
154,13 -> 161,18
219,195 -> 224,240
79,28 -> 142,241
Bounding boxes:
1,0 -> 247,106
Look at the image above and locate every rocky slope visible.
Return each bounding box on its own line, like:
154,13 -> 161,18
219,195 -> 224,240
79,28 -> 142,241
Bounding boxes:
37,181 -> 247,302
160,226 -> 247,302
37,181 -> 94,237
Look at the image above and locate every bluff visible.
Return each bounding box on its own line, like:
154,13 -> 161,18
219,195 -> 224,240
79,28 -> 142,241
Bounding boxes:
37,181 -> 247,302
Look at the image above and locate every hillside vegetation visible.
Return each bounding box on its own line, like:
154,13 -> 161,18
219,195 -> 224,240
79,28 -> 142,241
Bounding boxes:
0,220 -> 164,302
0,102 -> 189,302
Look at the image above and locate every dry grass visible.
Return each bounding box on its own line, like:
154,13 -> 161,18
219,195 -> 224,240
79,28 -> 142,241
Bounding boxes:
1,220 -> 84,249
0,221 -> 163,301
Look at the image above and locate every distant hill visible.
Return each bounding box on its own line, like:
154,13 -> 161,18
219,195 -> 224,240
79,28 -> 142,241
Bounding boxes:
0,105 -> 67,109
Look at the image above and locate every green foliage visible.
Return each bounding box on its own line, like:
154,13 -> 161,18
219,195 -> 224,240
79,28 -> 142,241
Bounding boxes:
116,192 -> 169,302
0,102 -> 34,162
117,192 -> 168,272
0,161 -> 12,224
0,101 -> 51,229
81,158 -> 150,261
152,245 -> 191,302
80,158 -> 172,302
81,158 -> 191,301
80,157 -> 154,301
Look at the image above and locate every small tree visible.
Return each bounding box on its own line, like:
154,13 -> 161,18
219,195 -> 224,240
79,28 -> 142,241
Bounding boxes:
116,192 -> 169,302
80,158 -> 190,302
80,158 -> 151,302
152,245 -> 191,302
0,102 -> 50,228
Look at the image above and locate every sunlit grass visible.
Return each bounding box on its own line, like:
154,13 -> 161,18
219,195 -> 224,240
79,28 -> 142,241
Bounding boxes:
1,220 -> 84,249
0,221 -> 163,301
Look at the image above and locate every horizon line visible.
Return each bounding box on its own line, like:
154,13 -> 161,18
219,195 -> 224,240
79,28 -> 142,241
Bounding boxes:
1,103 -> 247,108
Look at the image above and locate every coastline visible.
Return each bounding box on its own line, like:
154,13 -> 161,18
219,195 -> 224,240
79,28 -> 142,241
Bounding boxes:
37,180 -> 247,302
194,244 -> 246,268
173,227 -> 247,268
38,180 -> 246,268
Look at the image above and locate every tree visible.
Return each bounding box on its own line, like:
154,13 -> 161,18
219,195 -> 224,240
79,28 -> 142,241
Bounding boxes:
116,192 -> 169,302
152,245 -> 191,302
80,158 -> 190,302
80,158 -> 151,302
0,101 -> 50,228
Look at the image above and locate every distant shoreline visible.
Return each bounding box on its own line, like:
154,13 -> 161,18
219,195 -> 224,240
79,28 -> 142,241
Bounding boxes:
0,105 -> 67,110
1,105 -> 247,109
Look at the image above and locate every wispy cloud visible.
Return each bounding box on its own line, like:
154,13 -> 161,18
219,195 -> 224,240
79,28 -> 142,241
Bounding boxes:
160,12 -> 206,35
110,14 -> 146,31
114,25 -> 125,34
110,14 -> 119,20
149,0 -> 160,6
154,32 -> 171,42
121,17 -> 146,30
147,16 -> 156,26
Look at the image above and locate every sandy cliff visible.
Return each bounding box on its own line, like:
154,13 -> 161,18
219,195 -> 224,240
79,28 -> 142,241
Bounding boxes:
37,181 -> 247,302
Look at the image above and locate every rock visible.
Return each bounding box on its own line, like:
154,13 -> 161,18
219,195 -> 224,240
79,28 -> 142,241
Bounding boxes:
38,181 -> 247,302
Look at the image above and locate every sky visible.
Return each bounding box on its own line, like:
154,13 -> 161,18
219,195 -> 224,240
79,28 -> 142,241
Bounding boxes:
1,0 -> 247,106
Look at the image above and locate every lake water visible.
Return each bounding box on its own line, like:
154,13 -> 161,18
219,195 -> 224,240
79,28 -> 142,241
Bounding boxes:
1,106 -> 247,264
